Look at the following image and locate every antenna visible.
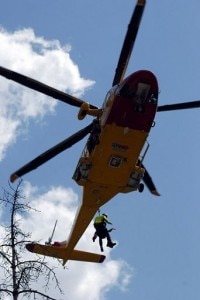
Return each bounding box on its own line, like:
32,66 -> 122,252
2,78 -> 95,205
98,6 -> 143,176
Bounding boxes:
45,220 -> 58,245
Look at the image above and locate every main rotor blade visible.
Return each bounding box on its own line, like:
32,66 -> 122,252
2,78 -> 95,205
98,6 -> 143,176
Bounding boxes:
157,101 -> 200,112
10,123 -> 93,182
0,65 -> 97,109
112,0 -> 146,86
141,163 -> 160,196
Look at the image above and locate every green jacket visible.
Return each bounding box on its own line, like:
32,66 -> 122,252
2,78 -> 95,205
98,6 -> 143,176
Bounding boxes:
94,215 -> 112,225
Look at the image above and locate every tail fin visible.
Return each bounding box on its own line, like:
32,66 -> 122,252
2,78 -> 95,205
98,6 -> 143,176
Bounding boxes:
26,243 -> 106,264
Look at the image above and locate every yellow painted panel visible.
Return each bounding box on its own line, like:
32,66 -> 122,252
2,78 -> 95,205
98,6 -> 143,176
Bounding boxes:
88,124 -> 148,186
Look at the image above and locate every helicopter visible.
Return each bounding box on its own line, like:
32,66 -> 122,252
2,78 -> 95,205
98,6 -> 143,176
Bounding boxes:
0,0 -> 200,265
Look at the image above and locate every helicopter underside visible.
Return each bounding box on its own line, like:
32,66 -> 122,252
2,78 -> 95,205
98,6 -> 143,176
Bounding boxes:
73,123 -> 148,193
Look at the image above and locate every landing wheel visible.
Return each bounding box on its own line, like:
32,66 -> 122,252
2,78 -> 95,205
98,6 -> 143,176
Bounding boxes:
138,183 -> 144,193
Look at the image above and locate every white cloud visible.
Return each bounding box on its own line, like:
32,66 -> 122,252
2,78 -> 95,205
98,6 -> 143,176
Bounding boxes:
0,116 -> 20,160
0,27 -> 95,161
0,182 -> 133,300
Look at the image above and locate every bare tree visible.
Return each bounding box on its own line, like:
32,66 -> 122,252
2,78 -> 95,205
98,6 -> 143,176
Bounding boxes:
0,180 -> 63,300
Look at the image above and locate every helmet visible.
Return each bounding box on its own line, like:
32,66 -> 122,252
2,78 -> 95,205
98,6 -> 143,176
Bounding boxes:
102,213 -> 108,218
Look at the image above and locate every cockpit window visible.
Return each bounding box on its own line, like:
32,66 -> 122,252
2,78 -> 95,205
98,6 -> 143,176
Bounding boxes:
119,82 -> 151,104
103,91 -> 111,108
119,84 -> 135,97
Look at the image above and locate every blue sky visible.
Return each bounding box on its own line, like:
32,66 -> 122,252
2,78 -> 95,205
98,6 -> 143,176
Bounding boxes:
0,1 -> 200,299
